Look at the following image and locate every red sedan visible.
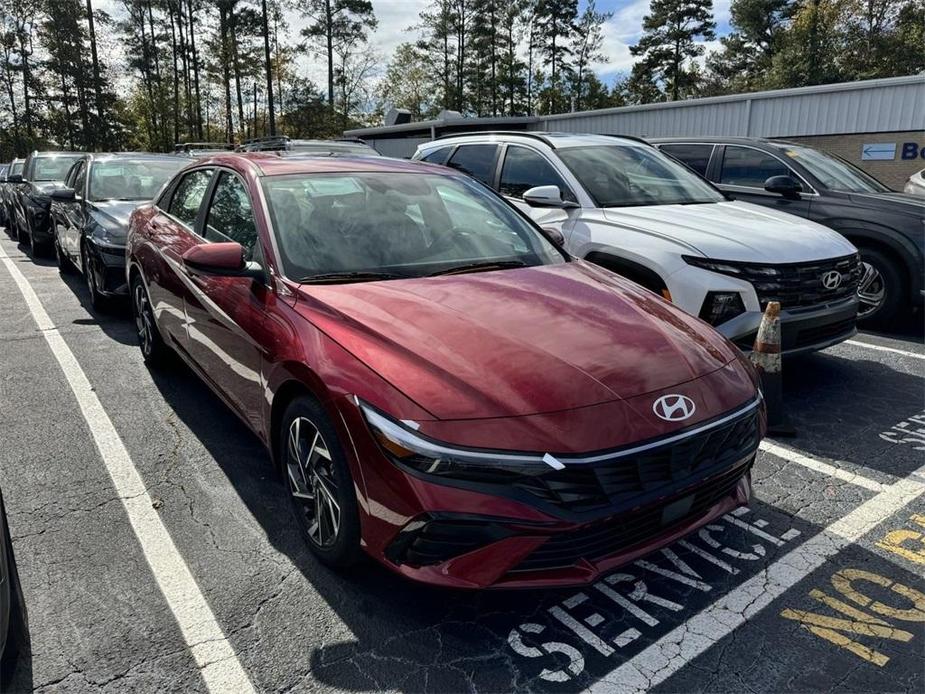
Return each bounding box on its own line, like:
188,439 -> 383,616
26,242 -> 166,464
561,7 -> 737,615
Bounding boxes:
126,153 -> 764,589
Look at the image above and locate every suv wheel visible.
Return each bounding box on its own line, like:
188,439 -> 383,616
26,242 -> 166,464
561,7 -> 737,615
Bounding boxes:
82,244 -> 107,311
279,396 -> 362,568
857,248 -> 902,328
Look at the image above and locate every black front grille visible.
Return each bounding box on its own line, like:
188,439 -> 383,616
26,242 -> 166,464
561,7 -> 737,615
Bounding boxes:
513,406 -> 760,513
748,255 -> 860,309
794,317 -> 856,349
386,516 -> 514,567
510,460 -> 750,573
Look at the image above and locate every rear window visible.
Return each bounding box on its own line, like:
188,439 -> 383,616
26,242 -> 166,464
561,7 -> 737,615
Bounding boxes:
446,145 -> 498,186
659,144 -> 714,177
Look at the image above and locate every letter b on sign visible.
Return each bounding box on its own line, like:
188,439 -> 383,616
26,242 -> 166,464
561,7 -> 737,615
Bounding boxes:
900,142 -> 923,160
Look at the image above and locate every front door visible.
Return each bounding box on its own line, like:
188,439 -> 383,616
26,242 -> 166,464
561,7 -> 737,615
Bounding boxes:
714,145 -> 814,219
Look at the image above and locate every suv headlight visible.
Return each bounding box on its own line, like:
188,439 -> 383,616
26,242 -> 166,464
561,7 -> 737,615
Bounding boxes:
359,401 -> 550,481
699,291 -> 746,326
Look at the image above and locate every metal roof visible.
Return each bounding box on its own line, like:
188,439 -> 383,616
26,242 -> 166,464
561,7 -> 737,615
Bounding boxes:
346,75 -> 925,145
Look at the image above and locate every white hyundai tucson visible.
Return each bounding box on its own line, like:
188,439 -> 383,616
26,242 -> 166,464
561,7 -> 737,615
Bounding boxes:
414,132 -> 861,354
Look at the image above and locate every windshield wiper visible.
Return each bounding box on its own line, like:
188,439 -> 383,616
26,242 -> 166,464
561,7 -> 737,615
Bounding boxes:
428,260 -> 527,277
298,270 -> 406,284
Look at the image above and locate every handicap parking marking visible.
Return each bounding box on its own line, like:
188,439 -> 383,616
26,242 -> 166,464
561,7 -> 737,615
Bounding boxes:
0,247 -> 256,694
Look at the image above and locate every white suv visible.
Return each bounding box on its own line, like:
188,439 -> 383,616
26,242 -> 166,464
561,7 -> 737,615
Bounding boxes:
414,132 -> 861,354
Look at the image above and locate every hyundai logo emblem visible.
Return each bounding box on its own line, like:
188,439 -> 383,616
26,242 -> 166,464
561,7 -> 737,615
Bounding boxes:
652,394 -> 696,422
821,270 -> 842,290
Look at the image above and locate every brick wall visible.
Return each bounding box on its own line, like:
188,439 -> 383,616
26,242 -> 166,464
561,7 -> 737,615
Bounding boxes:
775,131 -> 925,191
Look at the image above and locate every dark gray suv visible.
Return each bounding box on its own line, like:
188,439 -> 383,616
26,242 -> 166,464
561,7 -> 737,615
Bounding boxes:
652,137 -> 924,328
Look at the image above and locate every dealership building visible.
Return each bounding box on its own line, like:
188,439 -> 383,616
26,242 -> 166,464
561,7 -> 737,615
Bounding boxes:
345,74 -> 925,190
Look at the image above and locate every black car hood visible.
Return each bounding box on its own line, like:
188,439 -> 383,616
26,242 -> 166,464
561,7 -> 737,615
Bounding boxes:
89,200 -> 143,244
847,191 -> 925,217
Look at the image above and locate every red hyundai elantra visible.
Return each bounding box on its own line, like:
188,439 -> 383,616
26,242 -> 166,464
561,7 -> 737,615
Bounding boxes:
126,153 -> 764,589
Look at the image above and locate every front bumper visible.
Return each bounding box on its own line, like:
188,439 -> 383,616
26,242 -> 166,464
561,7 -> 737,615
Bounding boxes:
348,397 -> 763,589
86,238 -> 129,296
718,296 -> 858,355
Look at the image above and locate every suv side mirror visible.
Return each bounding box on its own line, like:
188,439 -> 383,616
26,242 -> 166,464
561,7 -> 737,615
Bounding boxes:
51,187 -> 77,202
7,173 -> 22,183
181,242 -> 265,281
523,185 -> 578,209
764,175 -> 802,198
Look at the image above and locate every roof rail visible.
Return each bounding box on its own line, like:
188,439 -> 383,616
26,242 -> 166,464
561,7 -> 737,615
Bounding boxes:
434,131 -> 555,147
173,142 -> 235,152
242,135 -> 291,145
599,133 -> 655,147
333,137 -> 369,144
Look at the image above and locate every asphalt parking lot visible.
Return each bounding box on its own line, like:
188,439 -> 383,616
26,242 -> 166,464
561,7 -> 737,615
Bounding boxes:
0,231 -> 923,694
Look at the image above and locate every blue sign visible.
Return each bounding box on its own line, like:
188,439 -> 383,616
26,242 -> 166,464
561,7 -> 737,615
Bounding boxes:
861,143 -> 896,161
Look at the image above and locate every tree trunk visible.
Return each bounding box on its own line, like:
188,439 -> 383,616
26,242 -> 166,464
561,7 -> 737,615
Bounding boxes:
169,6 -> 180,144
260,0 -> 276,135
85,0 -> 106,147
325,0 -> 334,105
219,6 -> 234,142
229,4 -> 247,139
188,0 -> 204,138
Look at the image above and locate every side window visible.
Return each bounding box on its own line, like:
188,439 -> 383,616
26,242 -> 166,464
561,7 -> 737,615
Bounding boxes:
204,172 -> 258,259
420,147 -> 451,164
167,169 -> 213,227
499,146 -> 576,201
446,144 -> 498,186
659,144 -> 714,177
720,146 -> 790,187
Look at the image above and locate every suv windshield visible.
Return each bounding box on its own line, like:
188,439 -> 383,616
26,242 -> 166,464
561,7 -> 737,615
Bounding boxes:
782,145 -> 890,194
263,172 -> 564,282
32,155 -> 83,181
90,159 -> 187,201
558,144 -> 724,207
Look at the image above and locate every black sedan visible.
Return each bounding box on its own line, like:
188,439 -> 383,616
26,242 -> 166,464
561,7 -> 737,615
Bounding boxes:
0,487 -> 25,679
14,151 -> 85,254
652,137 -> 925,328
51,153 -> 188,309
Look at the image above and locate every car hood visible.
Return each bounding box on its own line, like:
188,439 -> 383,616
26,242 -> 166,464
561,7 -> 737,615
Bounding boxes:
295,262 -> 741,420
89,200 -> 143,242
601,200 -> 857,262
846,191 -> 925,216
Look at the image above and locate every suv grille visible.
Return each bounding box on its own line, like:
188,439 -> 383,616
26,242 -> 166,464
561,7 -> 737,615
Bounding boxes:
512,404 -> 760,513
510,460 -> 750,573
696,254 -> 861,309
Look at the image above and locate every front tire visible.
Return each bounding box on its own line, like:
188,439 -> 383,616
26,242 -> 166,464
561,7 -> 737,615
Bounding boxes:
55,237 -> 74,274
279,396 -> 362,568
82,244 -> 107,311
857,248 -> 903,328
131,274 -> 168,365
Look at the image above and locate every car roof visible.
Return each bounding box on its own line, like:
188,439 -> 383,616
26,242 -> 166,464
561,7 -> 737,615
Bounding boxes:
649,136 -> 801,149
88,152 -> 186,163
423,131 -> 651,149
195,152 -> 448,177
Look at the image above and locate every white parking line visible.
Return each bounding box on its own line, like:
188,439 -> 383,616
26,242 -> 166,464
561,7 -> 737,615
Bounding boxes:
759,441 -> 886,492
586,466 -> 925,694
845,339 -> 925,361
0,250 -> 255,694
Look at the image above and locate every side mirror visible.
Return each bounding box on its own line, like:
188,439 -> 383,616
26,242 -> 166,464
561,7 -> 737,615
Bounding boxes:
181,242 -> 265,281
541,226 -> 565,246
764,175 -> 802,198
7,173 -> 22,183
51,187 -> 77,202
523,185 -> 578,209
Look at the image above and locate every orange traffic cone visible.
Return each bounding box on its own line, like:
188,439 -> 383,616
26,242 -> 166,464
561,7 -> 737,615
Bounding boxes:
750,301 -> 795,437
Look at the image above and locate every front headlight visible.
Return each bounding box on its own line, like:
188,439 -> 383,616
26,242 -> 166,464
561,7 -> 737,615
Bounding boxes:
359,400 -> 553,480
698,291 -> 746,325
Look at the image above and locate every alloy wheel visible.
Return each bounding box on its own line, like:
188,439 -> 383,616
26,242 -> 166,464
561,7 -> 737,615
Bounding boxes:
857,261 -> 885,319
286,416 -> 341,548
133,282 -> 154,357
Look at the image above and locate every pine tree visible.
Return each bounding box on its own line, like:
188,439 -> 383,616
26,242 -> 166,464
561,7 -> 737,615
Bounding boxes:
571,0 -> 610,111
630,0 -> 716,101
534,0 -> 577,113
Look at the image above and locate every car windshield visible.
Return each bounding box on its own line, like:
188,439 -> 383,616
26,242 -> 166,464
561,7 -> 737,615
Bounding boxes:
262,172 -> 565,282
32,155 -> 83,181
11,162 -> 23,176
781,145 -> 890,193
558,144 -> 725,207
90,159 -> 187,201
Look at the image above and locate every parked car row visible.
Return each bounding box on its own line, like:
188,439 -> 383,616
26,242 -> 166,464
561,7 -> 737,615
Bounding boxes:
0,134 -> 917,591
